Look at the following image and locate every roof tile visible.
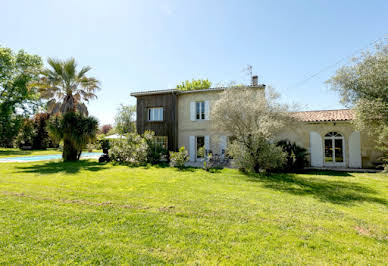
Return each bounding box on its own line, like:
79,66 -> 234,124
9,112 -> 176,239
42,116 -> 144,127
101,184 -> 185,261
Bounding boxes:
293,109 -> 354,122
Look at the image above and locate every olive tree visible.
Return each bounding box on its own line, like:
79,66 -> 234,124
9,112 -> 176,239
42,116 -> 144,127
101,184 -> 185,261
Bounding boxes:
211,86 -> 296,173
327,40 -> 388,170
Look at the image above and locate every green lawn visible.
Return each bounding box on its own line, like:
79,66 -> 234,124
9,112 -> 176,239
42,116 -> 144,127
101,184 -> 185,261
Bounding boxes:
0,160 -> 387,264
0,148 -> 101,158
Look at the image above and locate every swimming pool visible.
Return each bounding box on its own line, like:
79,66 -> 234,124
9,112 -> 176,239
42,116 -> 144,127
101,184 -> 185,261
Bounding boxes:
0,152 -> 103,162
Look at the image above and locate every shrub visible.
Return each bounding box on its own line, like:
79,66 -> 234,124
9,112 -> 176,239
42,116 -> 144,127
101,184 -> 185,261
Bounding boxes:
109,133 -> 148,164
169,147 -> 189,169
228,139 -> 287,173
143,131 -> 167,164
32,113 -> 50,149
276,140 -> 308,172
16,119 -> 35,148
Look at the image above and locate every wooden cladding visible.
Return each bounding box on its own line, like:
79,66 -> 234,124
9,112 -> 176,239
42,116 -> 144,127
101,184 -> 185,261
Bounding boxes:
135,93 -> 178,151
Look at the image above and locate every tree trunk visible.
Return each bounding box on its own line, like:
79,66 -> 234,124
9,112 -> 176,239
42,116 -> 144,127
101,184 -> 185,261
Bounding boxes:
63,138 -> 79,161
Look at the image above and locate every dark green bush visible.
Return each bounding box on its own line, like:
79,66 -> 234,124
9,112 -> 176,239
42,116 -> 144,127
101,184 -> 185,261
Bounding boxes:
276,140 -> 308,172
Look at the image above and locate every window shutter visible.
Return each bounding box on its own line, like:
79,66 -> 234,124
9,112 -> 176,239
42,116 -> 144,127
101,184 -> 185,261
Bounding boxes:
189,136 -> 195,161
205,101 -> 210,120
219,136 -> 227,155
205,136 -> 210,154
190,102 -> 195,121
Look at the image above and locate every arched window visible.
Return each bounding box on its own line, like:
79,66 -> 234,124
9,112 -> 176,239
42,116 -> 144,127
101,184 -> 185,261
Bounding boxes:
324,132 -> 345,164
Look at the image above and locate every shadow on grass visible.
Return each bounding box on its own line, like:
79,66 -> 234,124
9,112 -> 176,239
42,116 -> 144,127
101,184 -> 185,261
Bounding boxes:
16,160 -> 109,174
243,172 -> 387,206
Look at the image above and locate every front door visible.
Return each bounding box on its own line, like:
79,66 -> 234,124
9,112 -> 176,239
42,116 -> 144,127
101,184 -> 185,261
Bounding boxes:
324,132 -> 345,167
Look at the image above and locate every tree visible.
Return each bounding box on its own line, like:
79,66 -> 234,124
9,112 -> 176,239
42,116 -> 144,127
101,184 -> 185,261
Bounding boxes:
36,58 -> 100,116
32,113 -> 51,149
114,104 -> 136,134
176,79 -> 211,91
100,124 -> 113,135
37,58 -> 100,161
211,86 -> 295,173
0,47 -> 42,147
327,40 -> 388,170
47,113 -> 98,161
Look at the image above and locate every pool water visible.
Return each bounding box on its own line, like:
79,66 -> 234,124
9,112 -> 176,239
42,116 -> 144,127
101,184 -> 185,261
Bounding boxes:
0,152 -> 103,162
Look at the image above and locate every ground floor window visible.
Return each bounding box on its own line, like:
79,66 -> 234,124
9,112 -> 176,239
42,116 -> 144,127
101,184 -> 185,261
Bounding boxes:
153,136 -> 168,150
324,132 -> 344,164
196,136 -> 205,158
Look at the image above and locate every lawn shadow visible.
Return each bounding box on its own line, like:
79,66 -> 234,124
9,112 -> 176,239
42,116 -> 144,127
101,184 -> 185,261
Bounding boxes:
16,160 -> 109,174
243,171 -> 387,206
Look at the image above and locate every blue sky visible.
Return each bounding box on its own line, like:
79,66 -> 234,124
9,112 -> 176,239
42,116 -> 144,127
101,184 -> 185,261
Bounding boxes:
1,0 -> 387,124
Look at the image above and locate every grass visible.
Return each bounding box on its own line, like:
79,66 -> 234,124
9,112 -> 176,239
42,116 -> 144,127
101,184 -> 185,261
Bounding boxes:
0,160 -> 387,264
0,148 -> 101,158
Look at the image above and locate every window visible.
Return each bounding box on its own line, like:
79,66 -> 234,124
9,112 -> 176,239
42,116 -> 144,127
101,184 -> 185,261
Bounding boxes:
196,101 -> 205,120
324,132 -> 344,164
153,136 -> 168,150
196,136 -> 205,158
148,107 -> 163,121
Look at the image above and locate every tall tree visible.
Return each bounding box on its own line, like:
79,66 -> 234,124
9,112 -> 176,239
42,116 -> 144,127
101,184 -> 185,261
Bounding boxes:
0,47 -> 42,147
212,86 -> 295,173
37,58 -> 100,116
176,79 -> 211,91
114,104 -> 136,134
37,58 -> 100,161
327,40 -> 388,170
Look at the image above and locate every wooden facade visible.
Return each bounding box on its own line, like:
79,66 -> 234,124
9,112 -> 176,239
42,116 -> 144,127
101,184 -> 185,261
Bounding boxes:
135,92 -> 178,151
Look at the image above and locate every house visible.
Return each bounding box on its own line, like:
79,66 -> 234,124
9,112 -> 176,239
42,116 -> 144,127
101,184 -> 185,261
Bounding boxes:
130,77 -> 382,169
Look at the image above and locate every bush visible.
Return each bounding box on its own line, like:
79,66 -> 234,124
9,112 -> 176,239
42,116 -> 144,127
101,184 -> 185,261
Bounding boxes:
228,139 -> 287,173
109,133 -> 148,164
276,140 -> 308,172
143,131 -> 167,164
32,113 -> 50,149
169,147 -> 189,169
16,119 -> 35,148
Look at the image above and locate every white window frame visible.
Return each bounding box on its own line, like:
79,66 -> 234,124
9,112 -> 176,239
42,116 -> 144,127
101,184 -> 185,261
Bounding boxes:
323,132 -> 345,167
195,101 -> 205,120
148,107 -> 163,121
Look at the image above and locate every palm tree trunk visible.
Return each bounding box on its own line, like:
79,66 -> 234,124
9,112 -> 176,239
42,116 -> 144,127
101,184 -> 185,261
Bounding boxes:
63,138 -> 79,161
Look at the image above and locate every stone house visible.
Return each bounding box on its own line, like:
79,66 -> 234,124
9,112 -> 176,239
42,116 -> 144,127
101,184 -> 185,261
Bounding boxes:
131,78 -> 381,169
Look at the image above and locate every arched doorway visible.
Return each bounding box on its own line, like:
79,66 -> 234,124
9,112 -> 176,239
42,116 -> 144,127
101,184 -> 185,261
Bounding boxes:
324,132 -> 345,166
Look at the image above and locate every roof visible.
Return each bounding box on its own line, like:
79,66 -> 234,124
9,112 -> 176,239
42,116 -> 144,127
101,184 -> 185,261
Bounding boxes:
293,109 -> 354,122
130,85 -> 265,97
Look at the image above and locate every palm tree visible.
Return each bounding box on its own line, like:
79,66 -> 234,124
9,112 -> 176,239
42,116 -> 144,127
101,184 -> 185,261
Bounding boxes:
38,58 -> 100,116
36,58 -> 100,161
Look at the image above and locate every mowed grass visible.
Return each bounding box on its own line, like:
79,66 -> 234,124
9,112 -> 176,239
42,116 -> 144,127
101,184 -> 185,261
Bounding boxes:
0,148 -> 101,158
0,160 -> 387,264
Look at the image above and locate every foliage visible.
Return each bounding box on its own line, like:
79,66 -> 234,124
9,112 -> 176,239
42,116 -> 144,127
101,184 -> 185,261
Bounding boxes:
169,147 -> 189,169
35,57 -> 100,116
100,124 -> 113,135
16,119 -> 35,148
109,132 -> 149,164
212,86 -> 296,172
32,113 -> 51,149
114,104 -> 136,134
276,140 -> 308,172
98,139 -> 111,152
143,131 -> 167,164
327,40 -> 388,169
0,47 -> 43,147
47,112 -> 98,161
176,79 -> 211,91
0,162 -> 387,264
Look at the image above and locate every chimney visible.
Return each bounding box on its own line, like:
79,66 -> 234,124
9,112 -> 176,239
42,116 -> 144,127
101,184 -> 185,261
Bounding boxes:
251,75 -> 258,86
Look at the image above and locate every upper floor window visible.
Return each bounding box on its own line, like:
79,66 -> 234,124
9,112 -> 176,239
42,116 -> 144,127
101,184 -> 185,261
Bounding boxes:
148,107 -> 163,121
196,101 -> 205,120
